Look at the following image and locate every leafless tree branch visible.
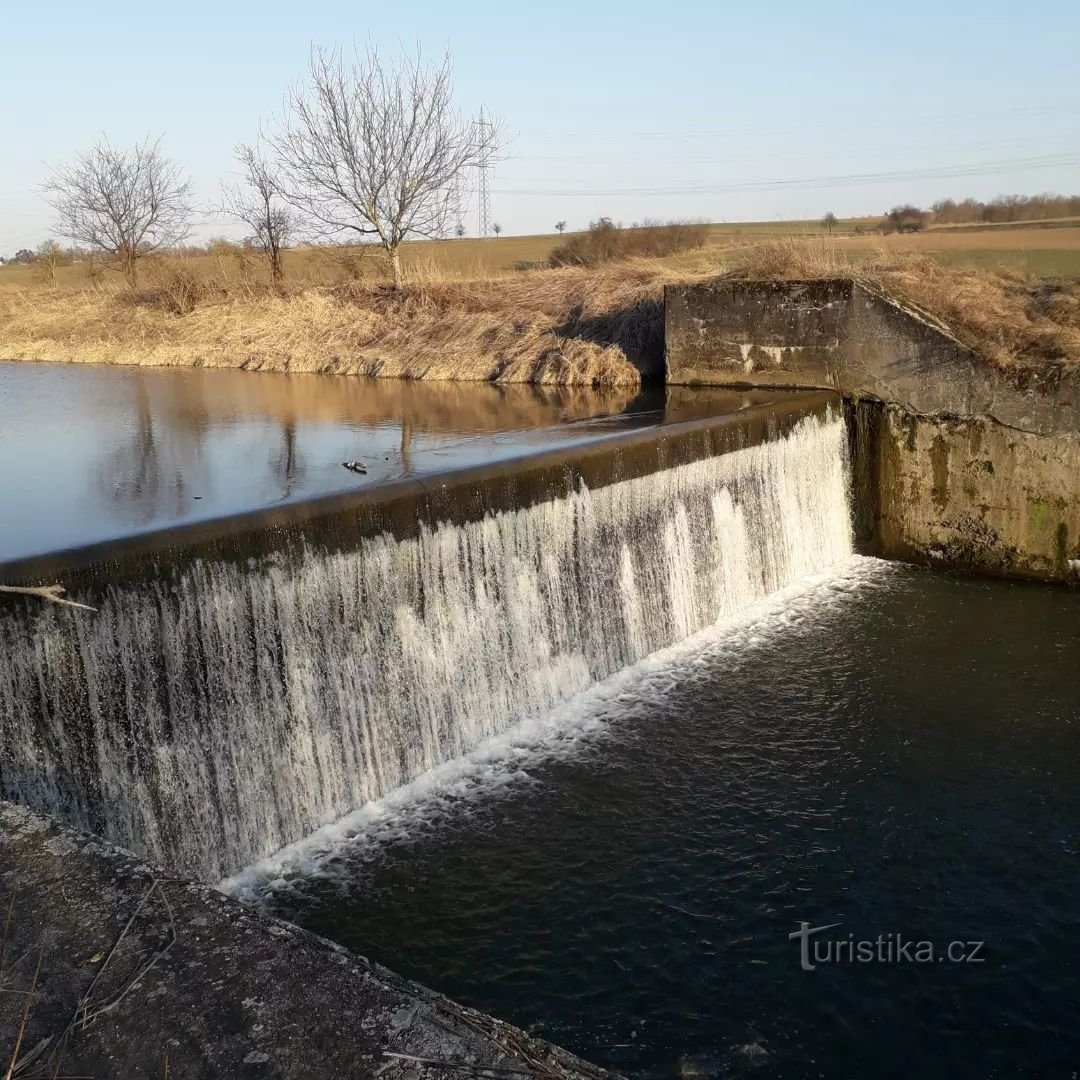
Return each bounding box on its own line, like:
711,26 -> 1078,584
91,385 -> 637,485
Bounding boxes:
268,45 -> 500,286
41,136 -> 193,287
219,142 -> 296,290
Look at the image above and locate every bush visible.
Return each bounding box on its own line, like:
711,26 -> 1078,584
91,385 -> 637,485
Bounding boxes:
883,205 -> 928,234
549,218 -> 708,267
130,264 -> 211,314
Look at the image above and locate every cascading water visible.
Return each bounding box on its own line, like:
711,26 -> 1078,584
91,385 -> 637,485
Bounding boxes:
0,410 -> 853,881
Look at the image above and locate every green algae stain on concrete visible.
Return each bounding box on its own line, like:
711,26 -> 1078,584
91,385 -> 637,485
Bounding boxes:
930,433 -> 950,513
1056,522 -> 1069,573
1031,499 -> 1052,532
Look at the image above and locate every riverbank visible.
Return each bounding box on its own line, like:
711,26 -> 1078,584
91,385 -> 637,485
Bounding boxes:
0,262 -> 671,385
1,243 -> 1077,385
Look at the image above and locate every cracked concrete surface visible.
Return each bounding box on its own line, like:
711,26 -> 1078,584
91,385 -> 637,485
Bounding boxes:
0,802 -> 612,1080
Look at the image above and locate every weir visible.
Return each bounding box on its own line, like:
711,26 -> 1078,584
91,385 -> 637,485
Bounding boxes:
0,392 -> 849,882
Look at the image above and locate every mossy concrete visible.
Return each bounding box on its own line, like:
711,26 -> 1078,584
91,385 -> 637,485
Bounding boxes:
851,402 -> 1080,581
0,801 -> 611,1080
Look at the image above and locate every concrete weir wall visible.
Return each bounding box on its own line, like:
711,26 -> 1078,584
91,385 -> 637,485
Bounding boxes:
0,394 -> 836,878
666,278 -> 1080,582
0,396 -> 835,1076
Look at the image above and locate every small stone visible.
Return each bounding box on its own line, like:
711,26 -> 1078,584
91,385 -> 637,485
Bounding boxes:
243,1051 -> 270,1065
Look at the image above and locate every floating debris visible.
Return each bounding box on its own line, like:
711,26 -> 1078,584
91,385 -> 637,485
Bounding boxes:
342,461 -> 368,474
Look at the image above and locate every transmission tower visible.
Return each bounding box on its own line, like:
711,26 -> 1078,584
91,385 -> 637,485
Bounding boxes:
476,108 -> 492,238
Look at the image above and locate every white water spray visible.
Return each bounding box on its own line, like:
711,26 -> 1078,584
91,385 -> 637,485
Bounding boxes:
0,411 -> 853,880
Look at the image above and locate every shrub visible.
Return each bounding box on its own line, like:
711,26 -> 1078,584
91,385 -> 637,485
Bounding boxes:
883,205 -> 928,234
549,217 -> 708,267
130,264 -> 210,314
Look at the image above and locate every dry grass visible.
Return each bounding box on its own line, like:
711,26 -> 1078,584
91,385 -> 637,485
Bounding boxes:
0,260 -> 693,386
723,236 -> 1080,367
1,232 -> 1079,384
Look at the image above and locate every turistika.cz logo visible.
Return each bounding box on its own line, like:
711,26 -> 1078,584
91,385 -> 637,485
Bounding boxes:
789,922 -> 986,972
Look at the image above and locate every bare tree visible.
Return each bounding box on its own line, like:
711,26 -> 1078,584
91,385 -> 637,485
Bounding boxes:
492,222 -> 502,237
42,136 -> 193,286
555,220 -> 567,234
821,211 -> 838,235
220,143 -> 295,289
269,45 -> 500,287
35,240 -> 62,284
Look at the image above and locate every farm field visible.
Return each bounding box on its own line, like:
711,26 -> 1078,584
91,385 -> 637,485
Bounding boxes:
3,218 -> 1079,294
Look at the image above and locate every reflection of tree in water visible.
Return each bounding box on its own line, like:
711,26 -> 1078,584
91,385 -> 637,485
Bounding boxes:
98,374 -> 202,523
275,418 -> 300,497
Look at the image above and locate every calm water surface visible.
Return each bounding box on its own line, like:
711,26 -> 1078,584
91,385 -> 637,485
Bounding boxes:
262,565 -> 1080,1079
0,361 -> 786,561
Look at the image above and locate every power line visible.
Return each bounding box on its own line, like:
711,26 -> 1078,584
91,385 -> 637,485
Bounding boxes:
510,133 -> 1080,167
495,153 -> 1080,198
522,101 -> 1080,141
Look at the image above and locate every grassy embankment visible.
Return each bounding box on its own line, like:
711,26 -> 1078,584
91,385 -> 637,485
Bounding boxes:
2,219 -> 1079,385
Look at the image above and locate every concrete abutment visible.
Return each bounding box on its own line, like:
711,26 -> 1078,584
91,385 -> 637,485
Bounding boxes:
665,277 -> 1080,583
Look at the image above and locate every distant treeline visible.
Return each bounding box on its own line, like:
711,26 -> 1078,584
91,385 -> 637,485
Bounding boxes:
930,193 -> 1080,225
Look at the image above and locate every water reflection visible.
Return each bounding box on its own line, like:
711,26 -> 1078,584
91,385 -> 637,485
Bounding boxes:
0,360 -> 792,560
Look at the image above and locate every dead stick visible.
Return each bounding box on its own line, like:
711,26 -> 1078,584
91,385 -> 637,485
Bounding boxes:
0,586 -> 96,613
4,949 -> 41,1080
0,892 -> 15,980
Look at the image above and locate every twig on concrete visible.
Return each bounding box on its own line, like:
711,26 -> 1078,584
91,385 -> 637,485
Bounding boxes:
4,949 -> 41,1080
0,893 -> 15,981
34,880 -> 177,1077
381,1052 -> 541,1076
0,586 -> 96,613
430,998 -> 571,1080
74,880 -> 176,1030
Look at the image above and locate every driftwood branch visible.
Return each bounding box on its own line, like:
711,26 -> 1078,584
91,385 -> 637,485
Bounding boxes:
0,586 -> 97,613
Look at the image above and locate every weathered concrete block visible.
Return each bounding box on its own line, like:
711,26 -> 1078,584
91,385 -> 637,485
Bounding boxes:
664,279 -> 847,388
0,801 -> 610,1080
665,278 -> 1080,438
853,402 -> 1080,583
666,277 -> 1080,583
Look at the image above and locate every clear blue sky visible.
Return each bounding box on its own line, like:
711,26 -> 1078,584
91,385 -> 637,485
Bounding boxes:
2,0 -> 1078,251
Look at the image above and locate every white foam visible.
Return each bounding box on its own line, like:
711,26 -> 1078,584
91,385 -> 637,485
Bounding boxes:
222,556 -> 895,903
1,409 -> 860,881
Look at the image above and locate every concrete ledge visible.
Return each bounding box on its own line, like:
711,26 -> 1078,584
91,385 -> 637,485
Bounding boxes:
665,277 -> 1080,583
0,801 -> 610,1080
0,391 -> 836,594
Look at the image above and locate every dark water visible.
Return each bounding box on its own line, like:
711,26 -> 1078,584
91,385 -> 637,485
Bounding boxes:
0,361 -> 789,561
262,564 -> 1080,1079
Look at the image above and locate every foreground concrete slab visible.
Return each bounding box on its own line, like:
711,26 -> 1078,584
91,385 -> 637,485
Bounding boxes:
0,802 -> 611,1080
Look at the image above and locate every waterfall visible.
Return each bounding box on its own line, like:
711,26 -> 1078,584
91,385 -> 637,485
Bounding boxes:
0,411 -> 853,881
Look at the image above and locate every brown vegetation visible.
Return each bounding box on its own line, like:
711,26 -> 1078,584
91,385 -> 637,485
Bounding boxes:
0,260 -> 682,385
2,230 -> 1079,386
931,193 -> 1080,226
884,205 -> 929,233
549,218 -> 709,267
724,237 -> 1080,368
